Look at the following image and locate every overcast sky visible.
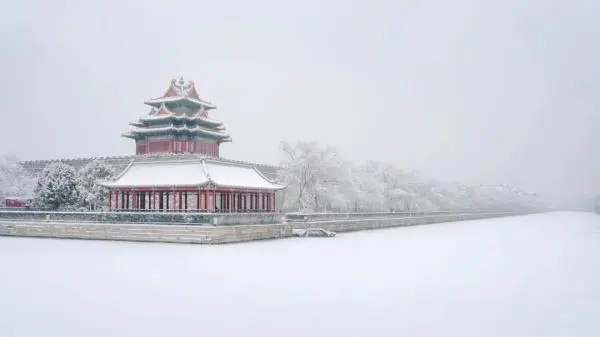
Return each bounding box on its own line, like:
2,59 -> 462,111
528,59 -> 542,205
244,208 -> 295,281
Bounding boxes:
1,0 -> 599,199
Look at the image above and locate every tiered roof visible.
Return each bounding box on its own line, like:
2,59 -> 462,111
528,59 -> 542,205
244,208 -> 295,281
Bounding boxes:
122,77 -> 231,143
97,157 -> 284,190
123,125 -> 231,140
128,104 -> 225,129
144,77 -> 216,110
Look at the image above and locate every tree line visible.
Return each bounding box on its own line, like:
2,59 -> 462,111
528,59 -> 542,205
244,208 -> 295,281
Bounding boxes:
0,155 -> 114,210
277,141 -> 544,212
0,142 -> 544,212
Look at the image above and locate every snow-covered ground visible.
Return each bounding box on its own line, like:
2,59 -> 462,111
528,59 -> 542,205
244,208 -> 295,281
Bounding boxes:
0,212 -> 599,337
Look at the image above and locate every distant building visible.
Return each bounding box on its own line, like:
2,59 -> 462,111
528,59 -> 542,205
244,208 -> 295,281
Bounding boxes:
5,197 -> 33,209
22,77 -> 285,212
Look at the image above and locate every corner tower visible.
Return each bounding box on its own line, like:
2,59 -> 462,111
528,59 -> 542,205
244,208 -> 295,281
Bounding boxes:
123,77 -> 231,157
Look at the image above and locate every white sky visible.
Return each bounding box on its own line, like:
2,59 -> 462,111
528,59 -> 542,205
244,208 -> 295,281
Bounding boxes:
1,0 -> 599,199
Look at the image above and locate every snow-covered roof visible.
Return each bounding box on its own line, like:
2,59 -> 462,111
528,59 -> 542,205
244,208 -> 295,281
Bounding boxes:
132,103 -> 223,127
123,125 -> 231,141
144,77 -> 216,109
97,158 -> 284,190
203,161 -> 282,190
139,113 -> 223,126
145,96 -> 216,109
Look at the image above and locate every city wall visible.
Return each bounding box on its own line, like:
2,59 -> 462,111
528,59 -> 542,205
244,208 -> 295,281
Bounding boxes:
0,210 -> 536,245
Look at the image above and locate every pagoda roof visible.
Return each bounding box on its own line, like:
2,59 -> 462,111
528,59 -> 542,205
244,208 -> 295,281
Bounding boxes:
145,77 -> 216,109
122,125 -> 231,141
97,158 -> 284,190
135,104 -> 224,127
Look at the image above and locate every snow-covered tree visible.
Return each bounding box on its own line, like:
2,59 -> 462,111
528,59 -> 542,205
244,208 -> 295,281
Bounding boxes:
278,141 -> 346,212
0,153 -> 36,201
76,160 -> 116,211
33,162 -> 79,210
277,141 -> 545,213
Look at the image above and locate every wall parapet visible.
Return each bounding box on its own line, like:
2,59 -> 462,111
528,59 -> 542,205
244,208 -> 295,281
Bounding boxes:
285,211 -> 537,233
283,208 -> 538,222
0,210 -> 283,226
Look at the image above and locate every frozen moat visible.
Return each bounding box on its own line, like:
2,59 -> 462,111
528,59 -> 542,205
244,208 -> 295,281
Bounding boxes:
0,212 -> 599,337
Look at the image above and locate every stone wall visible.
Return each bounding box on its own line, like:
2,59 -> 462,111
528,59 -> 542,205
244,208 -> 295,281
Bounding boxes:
0,210 -> 537,245
0,222 -> 292,244
283,209 -> 537,222
286,211 -> 534,233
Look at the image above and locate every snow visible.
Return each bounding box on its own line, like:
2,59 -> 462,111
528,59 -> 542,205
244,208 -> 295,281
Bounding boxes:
144,95 -> 216,109
0,154 -> 36,200
277,141 -> 545,212
204,160 -> 284,190
139,113 -> 223,125
0,212 -> 598,336
100,159 -> 283,189
127,125 -> 230,138
100,160 -> 209,188
77,160 -> 115,210
32,162 -> 78,210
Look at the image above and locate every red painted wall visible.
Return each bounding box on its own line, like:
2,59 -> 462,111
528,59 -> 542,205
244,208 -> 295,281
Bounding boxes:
135,139 -> 220,157
5,198 -> 33,208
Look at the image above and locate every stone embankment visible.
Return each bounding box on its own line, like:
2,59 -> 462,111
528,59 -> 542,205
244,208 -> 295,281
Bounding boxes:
0,221 -> 290,244
0,210 -> 536,245
284,211 -> 532,233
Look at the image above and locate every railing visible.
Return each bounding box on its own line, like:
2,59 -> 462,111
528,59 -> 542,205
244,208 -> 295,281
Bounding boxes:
0,209 -> 284,226
283,208 -> 539,222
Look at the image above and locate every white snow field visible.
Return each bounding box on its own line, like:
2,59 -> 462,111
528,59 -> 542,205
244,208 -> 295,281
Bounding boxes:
0,212 -> 599,337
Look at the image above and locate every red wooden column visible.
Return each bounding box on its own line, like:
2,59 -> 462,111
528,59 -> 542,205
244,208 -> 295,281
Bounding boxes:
132,190 -> 136,211
266,192 -> 269,211
228,192 -> 232,213
197,189 -> 201,210
213,190 -> 217,211
204,190 -> 208,211
173,190 -> 178,211
268,193 -> 273,211
258,193 -> 262,211
271,192 -> 275,211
